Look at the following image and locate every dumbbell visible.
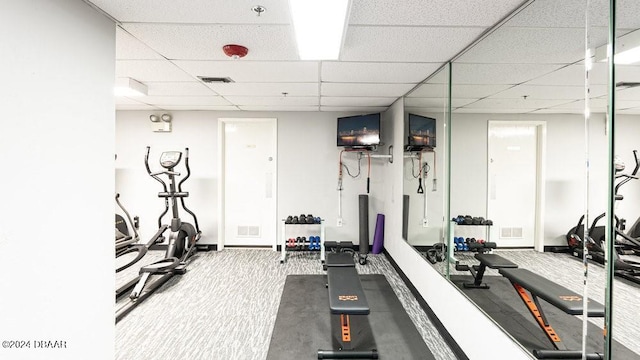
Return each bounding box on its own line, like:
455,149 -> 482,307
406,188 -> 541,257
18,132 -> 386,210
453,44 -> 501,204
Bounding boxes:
306,214 -> 314,224
292,216 -> 299,224
285,216 -> 293,224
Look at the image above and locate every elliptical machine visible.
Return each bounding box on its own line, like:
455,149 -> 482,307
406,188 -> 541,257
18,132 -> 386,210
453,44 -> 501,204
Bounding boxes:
116,147 -> 202,322
566,150 -> 640,284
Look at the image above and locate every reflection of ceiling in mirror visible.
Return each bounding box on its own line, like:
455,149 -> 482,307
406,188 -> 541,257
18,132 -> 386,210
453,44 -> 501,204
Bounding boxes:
438,0 -> 640,114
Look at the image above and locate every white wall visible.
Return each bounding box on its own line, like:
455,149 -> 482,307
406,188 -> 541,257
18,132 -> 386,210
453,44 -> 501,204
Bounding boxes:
116,110 -> 389,248
0,1 -> 115,359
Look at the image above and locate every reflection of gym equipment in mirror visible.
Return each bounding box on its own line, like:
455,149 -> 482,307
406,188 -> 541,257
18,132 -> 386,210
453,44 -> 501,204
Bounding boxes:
402,149 -> 438,246
421,0 -> 640,358
566,150 -> 640,284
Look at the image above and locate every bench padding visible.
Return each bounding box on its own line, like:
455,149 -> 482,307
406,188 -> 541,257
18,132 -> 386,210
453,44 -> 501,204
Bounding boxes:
326,257 -> 369,315
499,268 -> 605,317
325,252 -> 356,267
475,254 -> 518,269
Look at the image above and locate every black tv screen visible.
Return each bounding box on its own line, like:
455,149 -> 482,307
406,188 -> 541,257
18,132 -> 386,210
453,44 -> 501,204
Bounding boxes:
337,113 -> 381,148
407,114 -> 436,149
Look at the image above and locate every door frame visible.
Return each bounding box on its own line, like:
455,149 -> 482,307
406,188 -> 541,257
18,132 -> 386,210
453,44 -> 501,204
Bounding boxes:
217,118 -> 278,251
486,120 -> 546,252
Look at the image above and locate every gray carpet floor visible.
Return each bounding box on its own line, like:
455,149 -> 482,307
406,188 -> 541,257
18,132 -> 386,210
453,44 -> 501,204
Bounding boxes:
115,249 -> 458,360
442,249 -> 640,357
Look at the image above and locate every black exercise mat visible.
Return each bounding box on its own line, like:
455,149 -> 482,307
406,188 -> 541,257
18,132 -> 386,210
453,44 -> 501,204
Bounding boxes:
267,274 -> 435,360
450,275 -> 640,360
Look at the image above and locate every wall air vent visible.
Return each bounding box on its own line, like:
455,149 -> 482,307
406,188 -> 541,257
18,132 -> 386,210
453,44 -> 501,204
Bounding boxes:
198,76 -> 235,83
616,82 -> 640,89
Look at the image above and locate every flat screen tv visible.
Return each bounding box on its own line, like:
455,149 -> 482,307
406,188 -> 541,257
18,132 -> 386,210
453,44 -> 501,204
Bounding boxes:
337,113 -> 381,148
406,114 -> 436,150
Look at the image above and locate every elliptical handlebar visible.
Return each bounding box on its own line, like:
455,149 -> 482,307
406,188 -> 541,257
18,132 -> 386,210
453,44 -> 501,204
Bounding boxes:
145,146 -> 169,192
176,147 -> 201,234
178,147 -> 191,192
633,150 -> 639,176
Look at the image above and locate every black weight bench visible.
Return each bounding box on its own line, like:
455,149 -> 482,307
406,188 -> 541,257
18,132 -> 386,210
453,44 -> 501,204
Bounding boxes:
318,252 -> 378,359
456,251 -> 518,289
499,268 -> 605,360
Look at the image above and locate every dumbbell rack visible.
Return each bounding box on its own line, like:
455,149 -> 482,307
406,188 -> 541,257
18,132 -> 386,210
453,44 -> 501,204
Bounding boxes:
451,222 -> 492,251
280,219 -> 325,264
447,221 -> 492,277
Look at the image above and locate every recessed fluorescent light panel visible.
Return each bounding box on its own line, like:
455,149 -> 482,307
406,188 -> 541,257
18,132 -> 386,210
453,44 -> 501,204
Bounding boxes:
289,0 -> 350,60
114,78 -> 148,97
594,28 -> 640,65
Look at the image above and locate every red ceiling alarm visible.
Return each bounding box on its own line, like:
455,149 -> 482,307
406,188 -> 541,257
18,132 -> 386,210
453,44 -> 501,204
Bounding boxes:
223,44 -> 249,59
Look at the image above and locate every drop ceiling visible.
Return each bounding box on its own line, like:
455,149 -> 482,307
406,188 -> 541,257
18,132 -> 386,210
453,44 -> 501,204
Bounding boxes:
86,0 -> 529,112
88,0 -> 640,114
405,0 -> 640,115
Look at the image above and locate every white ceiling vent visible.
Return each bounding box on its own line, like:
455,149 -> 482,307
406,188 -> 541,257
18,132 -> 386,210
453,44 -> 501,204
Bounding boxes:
198,76 -> 235,83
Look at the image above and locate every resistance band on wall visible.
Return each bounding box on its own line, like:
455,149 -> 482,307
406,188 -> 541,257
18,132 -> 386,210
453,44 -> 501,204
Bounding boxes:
411,150 -> 434,194
339,149 -> 372,194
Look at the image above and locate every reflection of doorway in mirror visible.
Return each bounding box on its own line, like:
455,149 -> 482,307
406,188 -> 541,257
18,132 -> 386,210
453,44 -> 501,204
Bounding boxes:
487,121 -> 545,249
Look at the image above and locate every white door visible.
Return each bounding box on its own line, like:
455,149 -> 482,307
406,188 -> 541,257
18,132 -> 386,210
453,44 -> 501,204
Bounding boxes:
220,118 -> 277,248
487,122 -> 541,248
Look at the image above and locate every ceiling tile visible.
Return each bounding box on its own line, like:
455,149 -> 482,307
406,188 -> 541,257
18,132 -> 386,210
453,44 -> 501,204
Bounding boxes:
528,108 -> 583,114
409,84 -> 513,98
342,26 -> 484,62
143,96 -> 232,106
321,97 -> 396,107
406,107 -> 451,114
206,83 -> 318,97
116,60 -> 195,82
618,100 -> 640,109
525,63 -> 608,86
122,23 -> 298,61
453,108 -> 538,114
320,106 -> 388,112
349,0 -> 524,26
147,82 -> 218,96
238,105 -> 320,111
452,63 -> 565,84
404,98 -> 476,108
617,86 -> 640,101
461,97 -> 572,109
226,96 -> 318,106
157,105 -> 239,111
451,84 -> 514,98
88,0 -> 291,24
322,83 -> 415,97
504,0 -> 640,29
617,65 -> 640,84
617,107 -> 640,115
116,27 -> 163,60
406,83 -> 449,98
548,98 -> 608,110
174,61 -> 319,83
488,84 -> 609,100
322,62 -> 440,83
456,27 -> 608,64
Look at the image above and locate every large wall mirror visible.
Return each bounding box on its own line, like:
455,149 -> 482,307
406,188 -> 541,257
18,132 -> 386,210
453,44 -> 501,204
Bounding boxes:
401,0 -> 640,358
402,65 -> 449,271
